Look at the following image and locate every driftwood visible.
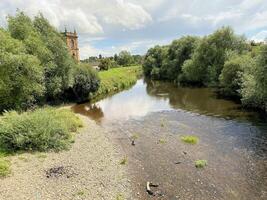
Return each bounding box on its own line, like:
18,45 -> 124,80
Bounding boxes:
174,161 -> 182,164
146,182 -> 159,195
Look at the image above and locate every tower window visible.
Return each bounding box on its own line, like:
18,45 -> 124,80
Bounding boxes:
70,39 -> 75,48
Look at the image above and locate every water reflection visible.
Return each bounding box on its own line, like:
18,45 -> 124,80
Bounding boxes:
72,79 -> 264,124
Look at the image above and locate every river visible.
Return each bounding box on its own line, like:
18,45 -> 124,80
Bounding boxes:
72,79 -> 267,200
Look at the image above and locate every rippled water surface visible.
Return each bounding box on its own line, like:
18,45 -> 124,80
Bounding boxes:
72,79 -> 267,200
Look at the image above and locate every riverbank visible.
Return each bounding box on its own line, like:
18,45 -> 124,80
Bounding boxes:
0,116 -> 131,200
0,66 -> 142,199
93,66 -> 142,101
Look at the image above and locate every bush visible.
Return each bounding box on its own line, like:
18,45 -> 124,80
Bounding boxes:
181,135 -> 199,144
0,108 -> 82,151
0,158 -> 11,177
0,29 -> 44,112
219,53 -> 252,97
72,64 -> 100,102
195,160 -> 207,168
117,51 -> 134,66
241,45 -> 267,111
99,58 -> 112,70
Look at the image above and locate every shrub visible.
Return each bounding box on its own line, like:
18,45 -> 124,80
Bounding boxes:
72,64 -> 100,102
0,29 -> 44,111
195,160 -> 207,168
0,158 -> 11,177
117,50 -> 134,66
181,135 -> 199,144
219,53 -> 252,97
0,108 -> 82,152
99,58 -> 112,70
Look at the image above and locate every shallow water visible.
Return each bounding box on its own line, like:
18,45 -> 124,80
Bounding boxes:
72,79 -> 267,199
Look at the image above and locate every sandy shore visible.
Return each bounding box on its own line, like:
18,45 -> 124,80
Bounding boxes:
0,115 -> 131,200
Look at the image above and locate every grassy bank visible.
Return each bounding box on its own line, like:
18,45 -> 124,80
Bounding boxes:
0,107 -> 82,152
93,65 -> 142,100
0,107 -> 82,177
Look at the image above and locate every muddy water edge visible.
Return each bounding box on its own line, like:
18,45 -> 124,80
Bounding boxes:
72,79 -> 267,200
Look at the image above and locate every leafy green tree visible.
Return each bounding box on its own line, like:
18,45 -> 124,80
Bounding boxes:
117,51 -> 134,66
219,53 -> 252,97
143,45 -> 168,77
99,58 -> 112,70
241,45 -> 267,111
182,27 -> 248,85
162,36 -> 198,80
0,29 -> 44,111
72,64 -> 100,102
33,14 -> 77,100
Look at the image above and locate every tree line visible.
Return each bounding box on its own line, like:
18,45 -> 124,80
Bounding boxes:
143,27 -> 267,112
82,51 -> 143,70
0,11 -> 100,112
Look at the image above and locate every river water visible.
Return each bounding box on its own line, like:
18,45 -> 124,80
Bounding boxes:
72,79 -> 267,200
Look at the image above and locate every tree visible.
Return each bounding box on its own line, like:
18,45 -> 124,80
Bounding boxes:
219,53 -> 252,97
0,29 -> 44,111
143,45 -> 168,77
181,27 -> 248,85
72,64 -> 100,102
117,51 -> 133,66
241,44 -> 267,111
99,58 -> 112,70
162,36 -> 198,80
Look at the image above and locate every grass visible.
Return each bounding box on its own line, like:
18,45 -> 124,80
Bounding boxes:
119,156 -> 128,165
0,107 -> 83,152
18,156 -> 29,162
131,133 -> 139,140
76,190 -> 85,196
116,193 -> 124,200
195,160 -> 208,168
181,135 -> 199,144
158,138 -> 167,144
0,158 -> 11,177
93,66 -> 142,100
35,153 -> 47,159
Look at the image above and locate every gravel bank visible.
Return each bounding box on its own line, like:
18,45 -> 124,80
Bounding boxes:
0,115 -> 131,200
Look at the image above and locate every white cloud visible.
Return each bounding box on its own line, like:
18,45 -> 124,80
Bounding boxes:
251,30 -> 267,42
0,0 -> 152,33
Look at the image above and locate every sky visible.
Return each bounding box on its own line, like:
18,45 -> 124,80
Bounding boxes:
1,0 -> 267,59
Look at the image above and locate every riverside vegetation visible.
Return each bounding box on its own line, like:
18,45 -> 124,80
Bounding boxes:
143,27 -> 267,112
94,66 -> 142,100
0,11 -> 141,178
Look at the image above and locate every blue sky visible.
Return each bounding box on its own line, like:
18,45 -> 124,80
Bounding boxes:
1,0 -> 267,59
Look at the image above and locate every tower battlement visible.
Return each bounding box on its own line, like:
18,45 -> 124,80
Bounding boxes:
63,29 -> 80,62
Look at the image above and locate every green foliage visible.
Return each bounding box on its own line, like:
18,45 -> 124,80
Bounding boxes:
1,11 -> 103,111
181,135 -> 199,144
117,51 -> 134,66
120,156 -> 127,165
241,45 -> 267,111
0,158 -> 11,177
99,58 -> 112,70
94,66 -> 142,99
0,29 -> 44,111
143,26 -> 266,112
72,64 -> 100,102
219,53 -> 252,97
195,160 -> 207,168
143,45 -> 168,77
0,108 -> 82,152
158,138 -> 167,144
182,27 -> 248,85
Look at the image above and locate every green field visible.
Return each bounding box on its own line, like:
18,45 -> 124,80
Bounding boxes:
93,66 -> 142,100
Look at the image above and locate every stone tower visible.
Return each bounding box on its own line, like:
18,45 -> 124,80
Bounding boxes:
64,28 -> 80,62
